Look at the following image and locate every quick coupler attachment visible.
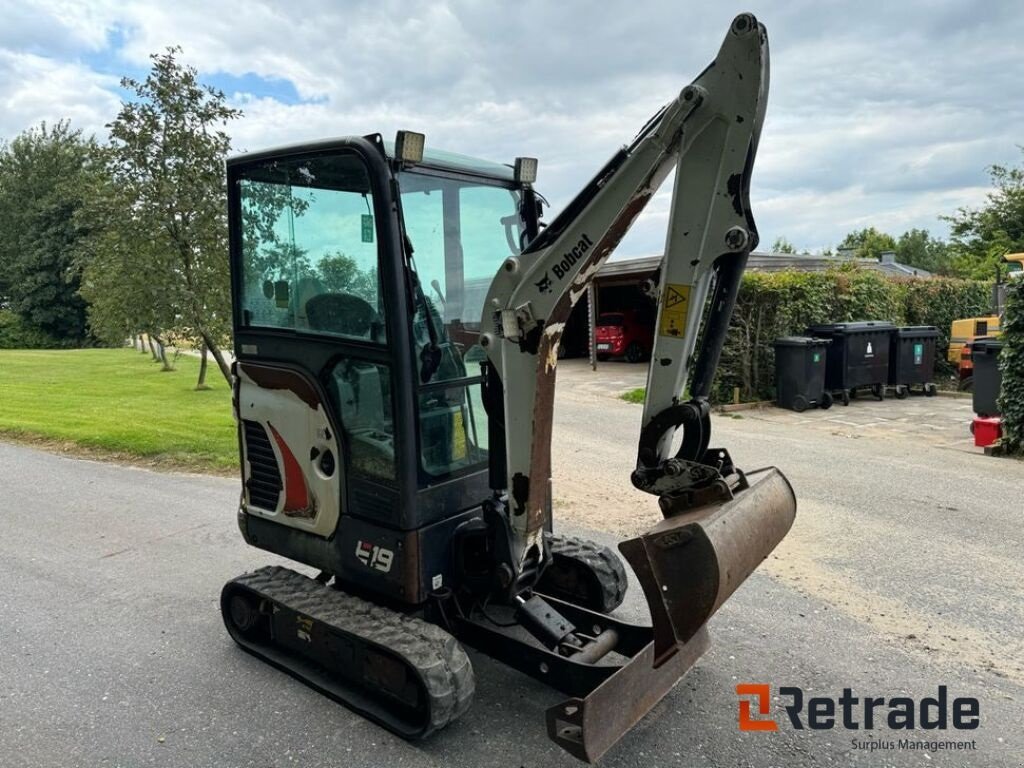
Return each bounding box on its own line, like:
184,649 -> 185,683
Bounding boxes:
619,466 -> 796,666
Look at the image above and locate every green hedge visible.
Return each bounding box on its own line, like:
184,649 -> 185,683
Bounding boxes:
0,309 -> 75,349
714,268 -> 991,403
998,280 -> 1024,453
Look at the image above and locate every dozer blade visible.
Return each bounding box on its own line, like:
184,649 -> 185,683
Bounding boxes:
546,626 -> 710,762
619,466 -> 796,666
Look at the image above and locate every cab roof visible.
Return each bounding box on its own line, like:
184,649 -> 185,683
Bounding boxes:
383,140 -> 514,181
227,135 -> 515,183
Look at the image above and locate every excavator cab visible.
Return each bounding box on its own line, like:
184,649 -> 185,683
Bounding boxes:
223,15 -> 796,762
229,139 -> 539,603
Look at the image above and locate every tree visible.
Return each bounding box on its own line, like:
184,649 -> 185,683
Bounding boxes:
0,121 -> 95,343
319,252 -> 361,291
839,227 -> 897,261
94,48 -> 240,386
76,151 -> 178,368
0,245 -> 7,306
895,228 -> 953,275
319,252 -> 378,299
770,236 -> 797,254
946,150 -> 1024,280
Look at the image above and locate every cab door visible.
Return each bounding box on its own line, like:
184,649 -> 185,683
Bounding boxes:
228,142 -> 409,539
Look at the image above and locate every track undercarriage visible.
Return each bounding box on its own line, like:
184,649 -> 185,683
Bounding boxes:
222,533 -> 639,759
224,457 -> 794,762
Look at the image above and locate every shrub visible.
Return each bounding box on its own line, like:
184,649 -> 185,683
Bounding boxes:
0,309 -> 71,349
998,279 -> 1024,453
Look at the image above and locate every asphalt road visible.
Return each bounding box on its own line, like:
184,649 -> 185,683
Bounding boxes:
2,370 -> 1022,768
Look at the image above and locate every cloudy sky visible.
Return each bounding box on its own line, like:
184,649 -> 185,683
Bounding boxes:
2,0 -> 1022,258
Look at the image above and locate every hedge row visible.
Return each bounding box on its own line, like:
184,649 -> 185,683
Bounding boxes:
714,268 -> 992,403
998,279 -> 1024,453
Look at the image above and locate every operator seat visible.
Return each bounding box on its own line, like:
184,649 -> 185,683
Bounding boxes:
305,293 -> 382,341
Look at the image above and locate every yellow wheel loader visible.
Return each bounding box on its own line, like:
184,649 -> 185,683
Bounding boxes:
221,14 -> 795,761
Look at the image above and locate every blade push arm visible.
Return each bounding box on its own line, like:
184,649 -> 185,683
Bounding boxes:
480,14 -> 768,574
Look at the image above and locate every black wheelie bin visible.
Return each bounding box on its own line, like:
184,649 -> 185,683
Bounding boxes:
970,337 -> 1003,418
887,325 -> 939,398
773,336 -> 832,412
806,321 -> 895,405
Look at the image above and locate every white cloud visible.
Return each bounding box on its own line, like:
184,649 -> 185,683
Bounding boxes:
2,0 -> 1023,254
0,51 -> 119,139
20,0 -> 121,50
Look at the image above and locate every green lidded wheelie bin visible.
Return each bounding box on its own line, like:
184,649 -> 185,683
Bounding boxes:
970,337 -> 1003,418
887,325 -> 939,398
773,337 -> 832,412
806,321 -> 895,405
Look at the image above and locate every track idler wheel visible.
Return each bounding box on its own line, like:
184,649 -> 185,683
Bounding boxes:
228,593 -> 262,633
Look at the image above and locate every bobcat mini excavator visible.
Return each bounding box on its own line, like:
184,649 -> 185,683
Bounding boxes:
221,14 -> 794,762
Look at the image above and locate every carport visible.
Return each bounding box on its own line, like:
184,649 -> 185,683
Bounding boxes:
562,256 -> 659,363
564,250 -> 921,364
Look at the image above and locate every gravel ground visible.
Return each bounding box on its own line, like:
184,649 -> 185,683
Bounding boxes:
1,363 -> 1021,768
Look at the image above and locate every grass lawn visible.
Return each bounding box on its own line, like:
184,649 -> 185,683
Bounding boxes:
0,348 -> 237,472
620,387 -> 646,404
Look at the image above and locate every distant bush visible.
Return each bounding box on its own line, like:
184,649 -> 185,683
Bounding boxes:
713,269 -> 991,403
0,309 -> 76,349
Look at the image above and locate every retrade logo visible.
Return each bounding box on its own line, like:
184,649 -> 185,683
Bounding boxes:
735,684 -> 979,732
736,684 -> 778,731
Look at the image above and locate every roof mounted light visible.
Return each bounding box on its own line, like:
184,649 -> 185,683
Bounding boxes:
514,156 -> 538,184
395,130 -> 425,165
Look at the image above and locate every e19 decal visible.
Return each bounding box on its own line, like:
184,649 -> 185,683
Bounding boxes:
355,541 -> 394,573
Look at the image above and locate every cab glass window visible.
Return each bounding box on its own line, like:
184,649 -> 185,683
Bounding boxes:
236,153 -> 385,343
326,359 -> 396,485
399,173 -> 521,378
398,172 -> 520,479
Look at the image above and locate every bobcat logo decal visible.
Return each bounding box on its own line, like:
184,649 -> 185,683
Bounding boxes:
535,272 -> 553,294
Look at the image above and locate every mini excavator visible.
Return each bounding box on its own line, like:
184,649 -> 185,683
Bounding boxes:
221,14 -> 795,761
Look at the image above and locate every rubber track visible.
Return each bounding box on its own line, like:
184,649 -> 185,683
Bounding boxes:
228,566 -> 474,737
544,533 -> 629,613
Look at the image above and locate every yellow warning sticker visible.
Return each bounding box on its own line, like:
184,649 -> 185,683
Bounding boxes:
659,283 -> 692,338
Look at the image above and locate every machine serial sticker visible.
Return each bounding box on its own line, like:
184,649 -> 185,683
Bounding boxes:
659,284 -> 692,338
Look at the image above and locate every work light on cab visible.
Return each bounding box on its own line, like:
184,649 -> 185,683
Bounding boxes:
514,156 -> 538,184
394,130 -> 425,164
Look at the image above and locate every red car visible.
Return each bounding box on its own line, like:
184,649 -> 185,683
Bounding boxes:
595,309 -> 654,363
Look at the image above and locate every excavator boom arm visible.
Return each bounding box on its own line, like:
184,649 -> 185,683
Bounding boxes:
481,14 -> 771,566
